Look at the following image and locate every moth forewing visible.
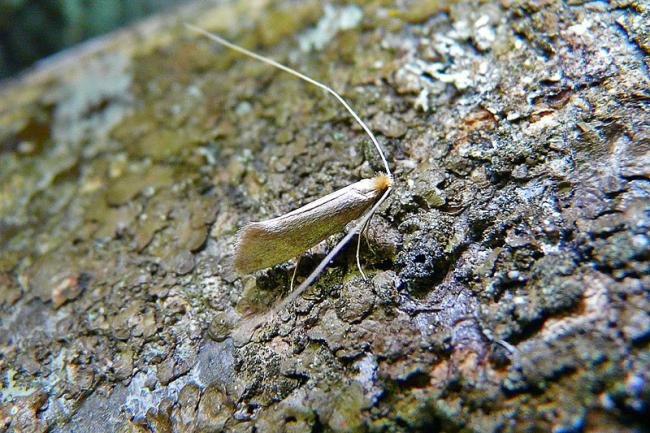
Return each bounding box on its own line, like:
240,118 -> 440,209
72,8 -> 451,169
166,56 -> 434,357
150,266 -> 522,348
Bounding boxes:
234,174 -> 391,273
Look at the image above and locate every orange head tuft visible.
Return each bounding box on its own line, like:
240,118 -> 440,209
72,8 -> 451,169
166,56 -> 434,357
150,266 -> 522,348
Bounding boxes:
373,173 -> 393,192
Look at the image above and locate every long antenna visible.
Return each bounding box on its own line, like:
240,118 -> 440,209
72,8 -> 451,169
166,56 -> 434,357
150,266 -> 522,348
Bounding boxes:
187,23 -> 395,342
184,23 -> 392,179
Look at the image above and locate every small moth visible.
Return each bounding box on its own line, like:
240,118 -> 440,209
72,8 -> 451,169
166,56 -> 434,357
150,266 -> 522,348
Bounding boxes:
185,24 -> 393,298
235,174 -> 392,273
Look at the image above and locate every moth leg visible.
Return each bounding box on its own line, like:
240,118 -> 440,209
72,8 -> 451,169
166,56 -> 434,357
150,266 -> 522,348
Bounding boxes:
290,255 -> 302,291
355,218 -> 372,280
364,222 -> 377,255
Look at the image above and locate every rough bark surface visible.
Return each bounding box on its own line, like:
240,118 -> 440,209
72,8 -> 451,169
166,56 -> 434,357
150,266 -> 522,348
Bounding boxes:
0,0 -> 648,432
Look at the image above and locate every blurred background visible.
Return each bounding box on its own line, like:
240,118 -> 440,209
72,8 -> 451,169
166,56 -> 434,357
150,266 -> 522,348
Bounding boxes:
0,0 -> 192,80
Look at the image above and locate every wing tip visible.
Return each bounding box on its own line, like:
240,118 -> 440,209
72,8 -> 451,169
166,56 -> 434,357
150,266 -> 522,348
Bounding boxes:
234,223 -> 265,273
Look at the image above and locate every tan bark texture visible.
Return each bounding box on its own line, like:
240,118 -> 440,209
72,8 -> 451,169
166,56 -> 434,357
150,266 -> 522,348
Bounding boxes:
0,0 -> 648,432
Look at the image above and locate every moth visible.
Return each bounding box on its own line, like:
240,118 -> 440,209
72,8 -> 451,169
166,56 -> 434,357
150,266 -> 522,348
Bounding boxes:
234,174 -> 392,274
186,24 -> 393,305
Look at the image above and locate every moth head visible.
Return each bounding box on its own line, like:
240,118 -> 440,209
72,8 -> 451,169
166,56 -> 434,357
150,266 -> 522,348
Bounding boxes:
373,173 -> 393,193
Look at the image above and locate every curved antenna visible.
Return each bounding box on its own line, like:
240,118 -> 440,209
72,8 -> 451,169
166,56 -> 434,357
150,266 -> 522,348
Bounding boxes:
185,23 -> 392,179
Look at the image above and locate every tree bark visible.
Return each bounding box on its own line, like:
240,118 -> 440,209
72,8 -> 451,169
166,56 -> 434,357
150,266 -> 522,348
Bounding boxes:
0,0 -> 648,432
